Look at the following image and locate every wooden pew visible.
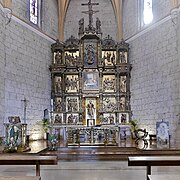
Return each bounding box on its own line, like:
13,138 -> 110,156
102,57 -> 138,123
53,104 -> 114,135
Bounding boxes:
128,156 -> 180,180
148,174 -> 180,180
0,176 -> 41,180
0,155 -> 57,176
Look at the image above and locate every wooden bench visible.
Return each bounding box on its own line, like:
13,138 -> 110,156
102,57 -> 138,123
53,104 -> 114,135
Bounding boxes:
148,174 -> 180,180
0,176 -> 41,180
128,156 -> 180,180
0,155 -> 57,176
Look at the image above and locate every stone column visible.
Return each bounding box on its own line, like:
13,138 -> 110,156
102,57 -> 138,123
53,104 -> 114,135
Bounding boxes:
57,0 -> 69,41
111,0 -> 123,41
3,0 -> 12,8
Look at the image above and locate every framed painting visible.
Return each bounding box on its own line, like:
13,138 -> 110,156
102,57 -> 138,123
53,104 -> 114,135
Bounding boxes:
156,120 -> 169,148
83,71 -> 99,91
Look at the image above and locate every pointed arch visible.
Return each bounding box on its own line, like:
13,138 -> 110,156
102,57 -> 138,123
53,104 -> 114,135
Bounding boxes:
58,0 -> 123,41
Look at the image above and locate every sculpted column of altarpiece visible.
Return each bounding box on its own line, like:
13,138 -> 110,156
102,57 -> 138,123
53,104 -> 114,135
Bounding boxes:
49,1 -> 132,145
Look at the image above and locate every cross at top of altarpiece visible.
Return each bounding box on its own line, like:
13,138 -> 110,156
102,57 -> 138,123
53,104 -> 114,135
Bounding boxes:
81,0 -> 99,31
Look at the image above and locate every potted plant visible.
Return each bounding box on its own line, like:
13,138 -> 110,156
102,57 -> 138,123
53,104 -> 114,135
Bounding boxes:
130,119 -> 139,138
42,118 -> 50,140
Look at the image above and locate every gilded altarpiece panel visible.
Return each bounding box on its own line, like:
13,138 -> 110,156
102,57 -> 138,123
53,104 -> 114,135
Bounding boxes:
83,40 -> 98,68
102,51 -> 116,66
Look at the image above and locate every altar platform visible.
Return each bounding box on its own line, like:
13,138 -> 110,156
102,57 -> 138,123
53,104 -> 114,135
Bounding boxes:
1,138 -> 180,162
40,138 -> 180,161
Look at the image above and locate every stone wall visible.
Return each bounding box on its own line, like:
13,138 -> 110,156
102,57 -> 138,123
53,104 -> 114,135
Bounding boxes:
123,1 -> 180,138
12,0 -> 58,38
0,4 -> 5,135
0,1 -> 57,137
123,0 -> 173,39
64,0 -> 117,40
4,19 -> 53,132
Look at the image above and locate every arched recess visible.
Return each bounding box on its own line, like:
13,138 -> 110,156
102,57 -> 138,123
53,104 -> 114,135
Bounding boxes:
57,0 -> 123,41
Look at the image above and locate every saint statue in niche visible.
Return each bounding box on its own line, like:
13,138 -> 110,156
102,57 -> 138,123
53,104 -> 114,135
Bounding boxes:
55,51 -> 62,64
86,100 -> 95,119
119,51 -> 127,63
79,18 -> 84,34
55,78 -> 62,93
96,17 -> 101,33
85,44 -> 96,65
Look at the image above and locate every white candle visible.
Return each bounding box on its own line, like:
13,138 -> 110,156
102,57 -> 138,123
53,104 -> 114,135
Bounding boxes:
51,99 -> 53,111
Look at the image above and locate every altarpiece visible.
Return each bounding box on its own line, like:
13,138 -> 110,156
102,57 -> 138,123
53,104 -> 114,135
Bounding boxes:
49,0 -> 132,145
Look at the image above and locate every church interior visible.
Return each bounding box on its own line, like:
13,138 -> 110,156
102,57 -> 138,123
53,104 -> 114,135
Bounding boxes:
0,0 -> 180,180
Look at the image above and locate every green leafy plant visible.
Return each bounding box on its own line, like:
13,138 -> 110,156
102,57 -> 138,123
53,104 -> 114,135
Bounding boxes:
42,118 -> 50,133
130,119 -> 139,132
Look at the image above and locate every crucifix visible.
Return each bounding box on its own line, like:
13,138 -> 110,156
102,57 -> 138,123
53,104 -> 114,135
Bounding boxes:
82,0 -> 99,30
21,97 -> 29,124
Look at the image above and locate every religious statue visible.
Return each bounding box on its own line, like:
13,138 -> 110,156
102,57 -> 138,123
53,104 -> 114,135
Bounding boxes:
121,113 -> 127,123
120,51 -> 126,63
86,100 -> 95,119
96,17 -> 101,33
55,99 -> 62,112
85,44 -> 95,65
79,18 -> 84,34
55,51 -> 62,64
120,76 -> 126,92
55,78 -> 62,93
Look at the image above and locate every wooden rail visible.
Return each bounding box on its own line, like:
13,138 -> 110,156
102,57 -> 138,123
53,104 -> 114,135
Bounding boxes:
128,156 -> 180,180
0,155 -> 57,176
0,176 -> 41,180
